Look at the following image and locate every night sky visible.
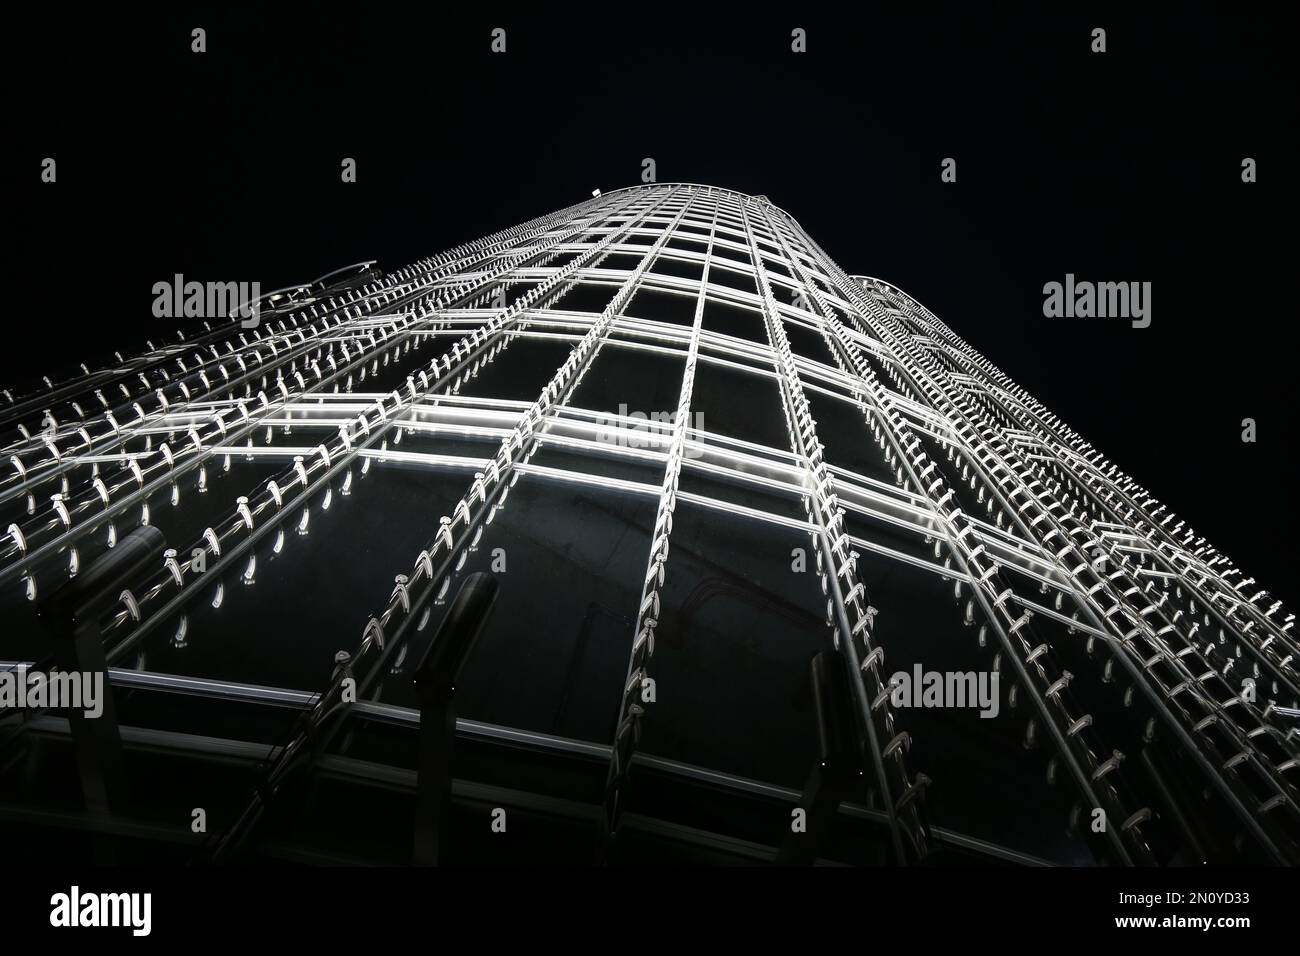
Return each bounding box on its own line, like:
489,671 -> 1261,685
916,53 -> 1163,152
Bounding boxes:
9,5 -> 1294,607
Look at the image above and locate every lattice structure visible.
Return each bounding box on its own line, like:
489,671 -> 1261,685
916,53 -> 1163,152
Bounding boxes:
1,184 -> 1296,865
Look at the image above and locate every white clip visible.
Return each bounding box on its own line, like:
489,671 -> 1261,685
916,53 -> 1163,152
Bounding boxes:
164,549 -> 184,587
8,523 -> 27,554
51,494 -> 71,528
392,575 -> 411,613
416,550 -> 434,580
1046,671 -> 1073,698
119,589 -> 141,622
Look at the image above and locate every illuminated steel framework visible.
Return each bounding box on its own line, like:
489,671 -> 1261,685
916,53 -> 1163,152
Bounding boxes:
1,184 -> 1297,866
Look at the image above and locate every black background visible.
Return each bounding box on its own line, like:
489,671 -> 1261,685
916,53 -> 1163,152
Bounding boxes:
8,4 -> 1295,606
4,864 -> 1288,939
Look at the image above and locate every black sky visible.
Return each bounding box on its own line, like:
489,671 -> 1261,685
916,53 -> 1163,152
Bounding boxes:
8,4 -> 1295,607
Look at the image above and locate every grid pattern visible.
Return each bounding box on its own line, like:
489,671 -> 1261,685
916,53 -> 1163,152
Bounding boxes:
2,183 -> 1297,864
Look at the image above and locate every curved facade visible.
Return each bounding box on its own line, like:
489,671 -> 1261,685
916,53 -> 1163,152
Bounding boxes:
1,183 -> 1296,865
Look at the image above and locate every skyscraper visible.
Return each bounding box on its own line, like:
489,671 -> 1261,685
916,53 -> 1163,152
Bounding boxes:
1,183 -> 1296,865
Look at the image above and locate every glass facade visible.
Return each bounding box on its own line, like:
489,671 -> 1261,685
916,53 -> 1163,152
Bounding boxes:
1,184 -> 1296,866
